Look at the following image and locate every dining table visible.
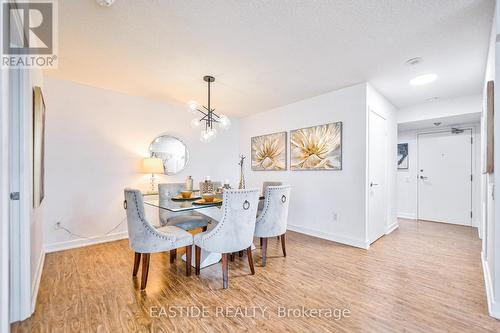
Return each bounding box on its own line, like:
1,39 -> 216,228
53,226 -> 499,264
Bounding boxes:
143,192 -> 262,269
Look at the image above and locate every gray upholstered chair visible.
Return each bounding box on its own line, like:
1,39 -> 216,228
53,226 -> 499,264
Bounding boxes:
158,183 -> 210,237
194,188 -> 260,289
258,181 -> 283,212
254,185 -> 291,266
124,188 -> 194,290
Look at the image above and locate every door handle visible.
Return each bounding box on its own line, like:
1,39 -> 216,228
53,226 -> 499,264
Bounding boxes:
370,182 -> 379,187
420,176 -> 428,180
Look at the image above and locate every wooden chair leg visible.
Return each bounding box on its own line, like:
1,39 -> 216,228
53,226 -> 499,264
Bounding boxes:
281,233 -> 287,257
261,238 -> 268,267
230,253 -> 235,262
246,247 -> 255,275
132,252 -> 141,276
169,249 -> 177,264
277,236 -> 280,241
140,253 -> 150,290
185,246 -> 192,276
222,253 -> 229,289
239,250 -> 243,257
260,238 -> 263,247
195,246 -> 201,275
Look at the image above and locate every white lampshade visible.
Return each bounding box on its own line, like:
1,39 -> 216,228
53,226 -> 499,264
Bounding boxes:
218,114 -> 231,130
142,157 -> 164,174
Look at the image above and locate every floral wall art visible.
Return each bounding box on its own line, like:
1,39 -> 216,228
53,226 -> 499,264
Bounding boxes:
290,122 -> 342,170
251,132 -> 287,171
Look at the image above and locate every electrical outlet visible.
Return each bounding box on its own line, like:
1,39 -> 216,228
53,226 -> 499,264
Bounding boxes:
55,221 -> 61,230
333,213 -> 339,222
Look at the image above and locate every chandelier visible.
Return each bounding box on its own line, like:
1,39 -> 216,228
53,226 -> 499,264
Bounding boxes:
188,75 -> 231,143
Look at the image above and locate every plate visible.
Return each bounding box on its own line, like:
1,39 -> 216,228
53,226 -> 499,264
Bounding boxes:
193,198 -> 223,205
171,194 -> 201,201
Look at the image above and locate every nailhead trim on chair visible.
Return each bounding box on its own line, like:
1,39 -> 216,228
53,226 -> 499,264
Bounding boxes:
130,191 -> 176,245
199,189 -> 258,246
256,186 -> 290,225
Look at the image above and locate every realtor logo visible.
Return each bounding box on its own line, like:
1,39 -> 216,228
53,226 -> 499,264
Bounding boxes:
2,0 -> 58,68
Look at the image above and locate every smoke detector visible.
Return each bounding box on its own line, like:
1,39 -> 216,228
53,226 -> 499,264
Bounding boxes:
96,0 -> 115,6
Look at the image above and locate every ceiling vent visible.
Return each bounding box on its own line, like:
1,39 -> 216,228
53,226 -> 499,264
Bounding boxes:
405,57 -> 423,66
96,0 -> 115,7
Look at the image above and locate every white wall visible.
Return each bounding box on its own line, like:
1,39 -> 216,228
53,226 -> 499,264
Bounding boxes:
239,83 -> 396,249
481,2 -> 499,319
366,84 -> 398,235
398,95 -> 482,124
397,125 -> 481,226
42,77 -> 240,252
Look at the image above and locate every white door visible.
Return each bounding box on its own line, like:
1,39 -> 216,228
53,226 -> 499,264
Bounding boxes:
368,110 -> 387,243
417,129 -> 472,225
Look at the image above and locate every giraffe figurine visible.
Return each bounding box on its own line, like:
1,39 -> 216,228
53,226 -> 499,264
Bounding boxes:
238,155 -> 246,189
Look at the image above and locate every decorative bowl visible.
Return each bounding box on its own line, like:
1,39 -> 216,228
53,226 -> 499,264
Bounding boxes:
201,193 -> 215,202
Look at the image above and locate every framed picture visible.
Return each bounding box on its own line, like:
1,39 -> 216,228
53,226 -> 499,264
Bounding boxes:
290,122 -> 342,171
33,86 -> 46,208
251,131 -> 287,171
397,143 -> 409,169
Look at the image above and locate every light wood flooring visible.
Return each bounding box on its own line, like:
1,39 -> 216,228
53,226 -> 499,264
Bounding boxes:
12,219 -> 500,332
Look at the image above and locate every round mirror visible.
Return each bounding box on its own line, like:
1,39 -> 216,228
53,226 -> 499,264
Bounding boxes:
149,135 -> 189,175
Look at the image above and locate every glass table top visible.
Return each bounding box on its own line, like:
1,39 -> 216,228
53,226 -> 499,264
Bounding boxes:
143,194 -> 222,212
143,193 -> 265,212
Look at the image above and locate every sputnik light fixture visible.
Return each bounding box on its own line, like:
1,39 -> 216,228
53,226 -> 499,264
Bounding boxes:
189,75 -> 231,143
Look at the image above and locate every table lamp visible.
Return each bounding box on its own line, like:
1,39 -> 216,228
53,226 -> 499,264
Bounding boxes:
143,157 -> 164,193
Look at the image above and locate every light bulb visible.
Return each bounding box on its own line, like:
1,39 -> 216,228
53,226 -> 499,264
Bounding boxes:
200,128 -> 217,143
190,118 -> 202,129
218,115 -> 231,130
187,101 -> 198,113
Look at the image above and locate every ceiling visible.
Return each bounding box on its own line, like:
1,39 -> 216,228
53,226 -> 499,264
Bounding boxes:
398,112 -> 481,132
45,0 -> 495,117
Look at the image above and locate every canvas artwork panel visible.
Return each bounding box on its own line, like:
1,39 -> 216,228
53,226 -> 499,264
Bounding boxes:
290,122 -> 342,171
33,86 -> 46,207
251,132 -> 287,171
398,143 -> 409,169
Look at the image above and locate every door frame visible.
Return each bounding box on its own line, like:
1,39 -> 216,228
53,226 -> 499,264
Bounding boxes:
367,109 -> 389,244
0,67 -> 10,333
415,125 -> 476,225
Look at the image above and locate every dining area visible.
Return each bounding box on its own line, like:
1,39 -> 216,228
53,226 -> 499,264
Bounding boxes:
124,172 -> 291,290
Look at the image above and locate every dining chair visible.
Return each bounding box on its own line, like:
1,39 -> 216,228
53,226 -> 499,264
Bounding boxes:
194,188 -> 260,289
158,183 -> 210,235
258,181 -> 282,212
254,185 -> 291,266
124,188 -> 194,290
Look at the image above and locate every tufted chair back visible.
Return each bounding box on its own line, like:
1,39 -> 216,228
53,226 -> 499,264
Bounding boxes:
254,185 -> 291,238
258,181 -> 282,211
158,183 -> 188,224
195,188 -> 259,253
124,188 -> 176,253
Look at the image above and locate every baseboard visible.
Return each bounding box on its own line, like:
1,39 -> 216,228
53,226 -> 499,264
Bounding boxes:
287,224 -> 369,249
397,213 -> 416,220
30,250 -> 45,313
44,231 -> 129,254
481,251 -> 500,319
385,221 -> 399,235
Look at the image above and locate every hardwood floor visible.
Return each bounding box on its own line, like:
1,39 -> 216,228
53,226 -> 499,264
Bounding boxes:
12,219 -> 500,332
